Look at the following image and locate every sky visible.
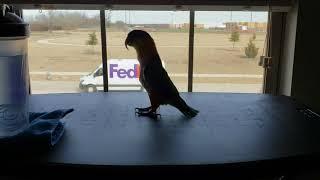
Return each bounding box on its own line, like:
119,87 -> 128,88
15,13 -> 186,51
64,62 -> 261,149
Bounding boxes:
23,10 -> 268,28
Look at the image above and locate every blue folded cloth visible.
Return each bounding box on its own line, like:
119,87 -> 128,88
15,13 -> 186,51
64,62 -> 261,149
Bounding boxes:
0,109 -> 73,151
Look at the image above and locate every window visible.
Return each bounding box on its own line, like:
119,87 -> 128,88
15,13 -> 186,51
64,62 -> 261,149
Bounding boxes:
23,8 -> 272,94
23,10 -> 102,94
193,11 -> 268,93
95,68 -> 103,77
106,10 -> 189,92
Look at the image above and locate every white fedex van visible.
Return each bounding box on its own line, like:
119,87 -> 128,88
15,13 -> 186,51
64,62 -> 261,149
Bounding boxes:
79,59 -> 164,92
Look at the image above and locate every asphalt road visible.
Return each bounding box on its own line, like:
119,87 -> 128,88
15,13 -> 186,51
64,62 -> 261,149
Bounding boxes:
31,80 -> 262,94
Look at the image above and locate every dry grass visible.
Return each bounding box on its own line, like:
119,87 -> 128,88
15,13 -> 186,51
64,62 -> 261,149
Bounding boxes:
28,30 -> 266,84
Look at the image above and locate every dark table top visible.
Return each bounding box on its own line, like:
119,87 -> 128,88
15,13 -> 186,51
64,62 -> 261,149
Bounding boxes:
22,92 -> 320,167
2,92 -> 320,178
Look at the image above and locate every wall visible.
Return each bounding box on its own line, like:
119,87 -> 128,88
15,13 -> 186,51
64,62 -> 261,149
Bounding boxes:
291,1 -> 320,113
278,2 -> 298,96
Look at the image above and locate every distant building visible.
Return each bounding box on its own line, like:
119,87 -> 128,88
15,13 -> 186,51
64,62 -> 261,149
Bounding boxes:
224,22 -> 240,32
170,23 -> 184,29
239,22 -> 268,32
170,23 -> 205,29
225,22 -> 268,32
240,25 -> 248,31
195,24 -> 205,29
131,24 -> 171,31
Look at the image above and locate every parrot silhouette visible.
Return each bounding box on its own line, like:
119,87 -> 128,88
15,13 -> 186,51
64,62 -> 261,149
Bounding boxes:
125,30 -> 199,119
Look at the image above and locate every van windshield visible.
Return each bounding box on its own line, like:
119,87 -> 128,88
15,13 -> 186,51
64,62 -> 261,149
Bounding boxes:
90,66 -> 101,76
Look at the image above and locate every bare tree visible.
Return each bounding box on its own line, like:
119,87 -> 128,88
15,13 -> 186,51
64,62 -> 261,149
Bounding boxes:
30,10 -> 103,31
47,10 -> 55,32
105,10 -> 112,27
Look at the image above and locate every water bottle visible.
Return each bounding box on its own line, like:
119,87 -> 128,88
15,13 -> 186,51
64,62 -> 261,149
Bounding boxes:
0,6 -> 30,137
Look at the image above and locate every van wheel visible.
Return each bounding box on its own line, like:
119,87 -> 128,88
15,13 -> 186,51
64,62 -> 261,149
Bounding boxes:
86,85 -> 97,92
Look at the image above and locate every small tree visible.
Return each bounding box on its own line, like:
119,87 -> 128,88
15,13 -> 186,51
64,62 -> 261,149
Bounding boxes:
245,39 -> 259,58
86,32 -> 98,53
252,33 -> 257,41
229,30 -> 240,48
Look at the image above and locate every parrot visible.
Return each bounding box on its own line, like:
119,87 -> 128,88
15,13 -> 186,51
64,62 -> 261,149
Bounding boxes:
125,30 -> 199,119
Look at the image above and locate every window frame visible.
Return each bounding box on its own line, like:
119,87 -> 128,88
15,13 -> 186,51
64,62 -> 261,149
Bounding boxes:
19,5 -> 288,94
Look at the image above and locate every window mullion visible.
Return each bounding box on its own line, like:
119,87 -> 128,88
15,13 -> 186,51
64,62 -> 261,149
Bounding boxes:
100,10 -> 108,92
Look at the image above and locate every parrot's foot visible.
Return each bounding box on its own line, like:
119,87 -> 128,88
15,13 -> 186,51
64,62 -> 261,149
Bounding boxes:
135,110 -> 161,119
135,106 -> 152,113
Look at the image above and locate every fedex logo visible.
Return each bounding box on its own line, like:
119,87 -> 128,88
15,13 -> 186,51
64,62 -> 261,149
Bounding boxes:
109,64 -> 140,79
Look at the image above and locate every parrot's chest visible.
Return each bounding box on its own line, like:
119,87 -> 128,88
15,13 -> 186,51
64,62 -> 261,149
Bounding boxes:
139,67 -> 150,91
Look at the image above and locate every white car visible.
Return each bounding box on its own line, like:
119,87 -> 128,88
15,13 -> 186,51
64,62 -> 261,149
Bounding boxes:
79,64 -> 105,92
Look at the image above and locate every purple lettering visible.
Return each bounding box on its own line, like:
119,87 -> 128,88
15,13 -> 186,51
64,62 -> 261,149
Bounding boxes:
110,64 -> 118,78
109,63 -> 140,79
127,68 -> 135,78
118,69 -> 127,78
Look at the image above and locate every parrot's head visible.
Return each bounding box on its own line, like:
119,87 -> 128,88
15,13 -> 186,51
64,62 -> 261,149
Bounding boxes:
125,30 -> 158,63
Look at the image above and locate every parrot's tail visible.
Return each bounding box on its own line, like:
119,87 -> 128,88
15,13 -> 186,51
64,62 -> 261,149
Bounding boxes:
171,96 -> 199,118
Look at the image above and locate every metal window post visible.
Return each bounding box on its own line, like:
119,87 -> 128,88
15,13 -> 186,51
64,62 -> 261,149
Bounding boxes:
188,10 -> 195,92
263,12 -> 286,95
100,10 -> 108,92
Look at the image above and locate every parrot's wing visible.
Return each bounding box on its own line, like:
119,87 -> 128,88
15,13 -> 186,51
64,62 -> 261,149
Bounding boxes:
144,61 -> 179,98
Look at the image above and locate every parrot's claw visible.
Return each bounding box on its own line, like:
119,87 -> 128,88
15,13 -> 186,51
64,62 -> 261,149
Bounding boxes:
135,111 -> 161,120
135,106 -> 152,113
